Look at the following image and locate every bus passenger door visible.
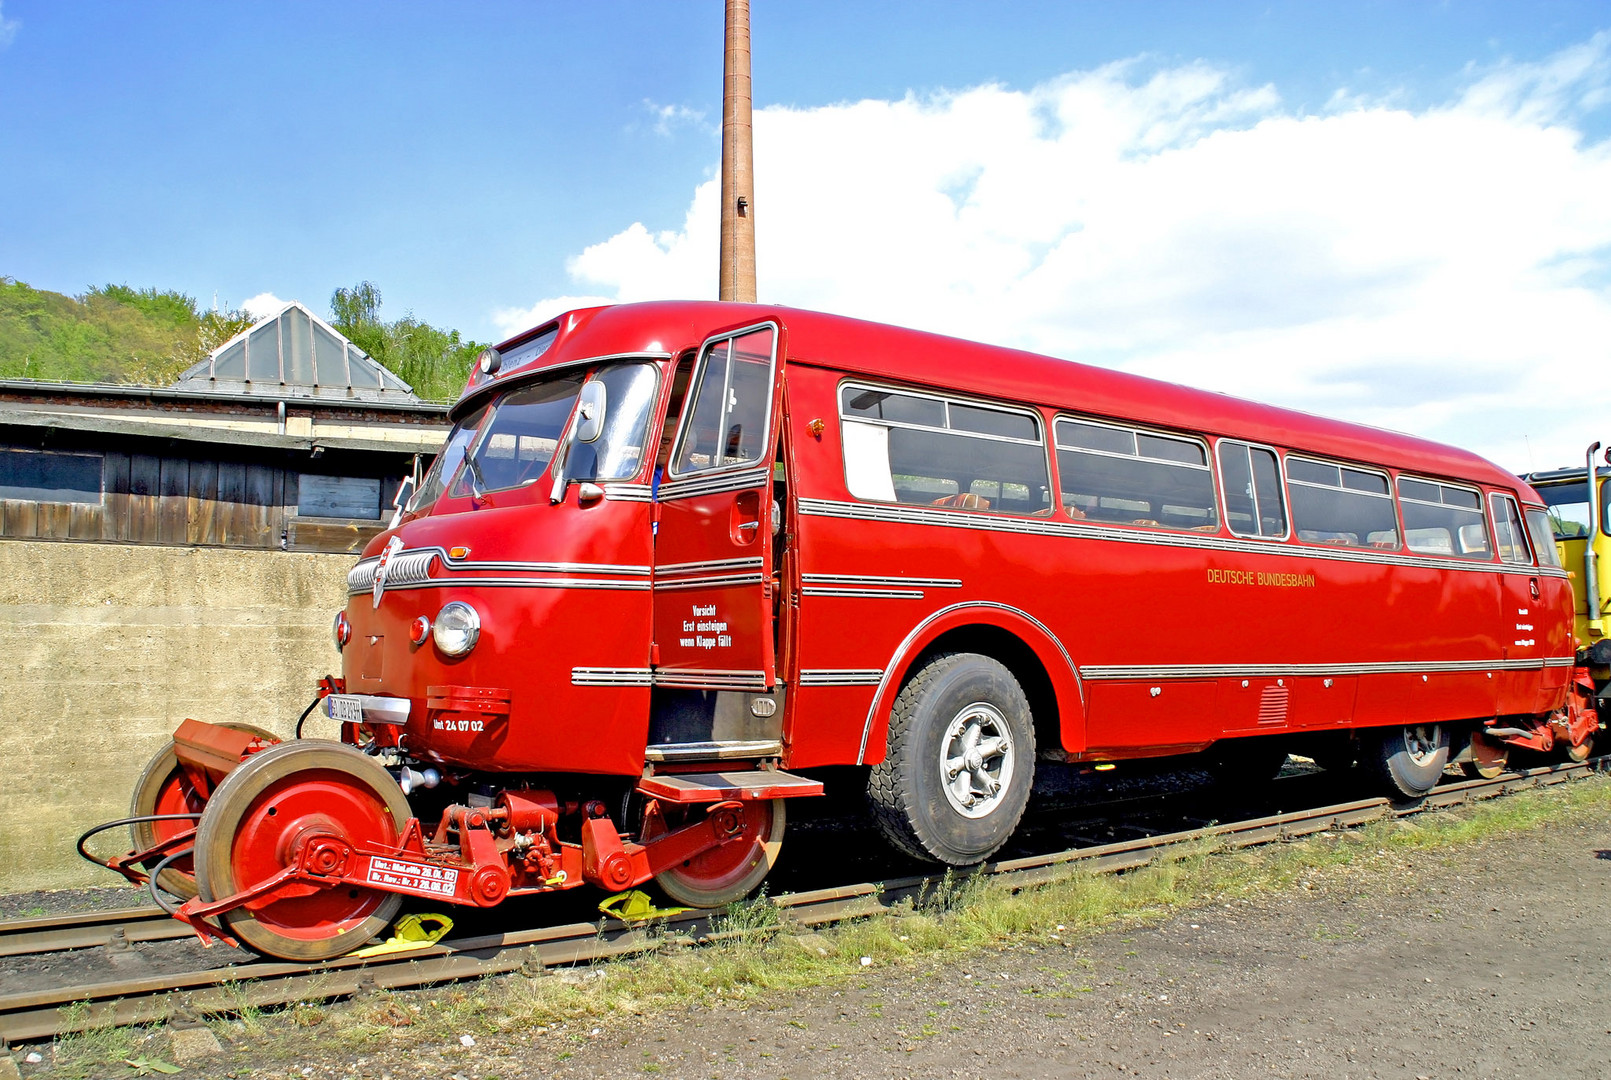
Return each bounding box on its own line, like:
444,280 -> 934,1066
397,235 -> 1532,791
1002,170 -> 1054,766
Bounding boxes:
1492,493 -> 1552,714
649,323 -> 784,757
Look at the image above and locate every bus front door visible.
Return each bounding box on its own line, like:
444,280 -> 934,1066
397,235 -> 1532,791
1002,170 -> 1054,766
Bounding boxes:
648,323 -> 783,758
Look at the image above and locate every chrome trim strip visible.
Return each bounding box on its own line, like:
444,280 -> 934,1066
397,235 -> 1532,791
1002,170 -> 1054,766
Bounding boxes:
349,546 -> 652,594
657,556 -> 766,576
798,497 -> 1572,579
652,668 -> 771,691
571,667 -> 655,686
856,601 -> 1081,765
376,576 -> 652,592
1542,656 -> 1576,667
801,573 -> 963,589
801,587 -> 925,599
799,669 -> 886,686
1077,657 -> 1575,680
602,483 -> 655,502
645,739 -> 782,762
658,466 -> 772,502
653,573 -> 767,591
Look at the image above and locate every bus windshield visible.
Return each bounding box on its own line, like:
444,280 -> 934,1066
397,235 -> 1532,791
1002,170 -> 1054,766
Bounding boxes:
409,361 -> 659,512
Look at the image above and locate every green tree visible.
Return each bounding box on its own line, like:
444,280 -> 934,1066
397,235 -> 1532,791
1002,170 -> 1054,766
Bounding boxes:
328,280 -> 482,401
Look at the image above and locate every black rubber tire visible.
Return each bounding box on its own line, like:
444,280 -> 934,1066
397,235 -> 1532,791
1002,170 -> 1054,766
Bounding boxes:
194,740 -> 407,962
1362,723 -> 1448,798
1203,736 -> 1290,787
129,722 -> 279,900
867,652 -> 1035,865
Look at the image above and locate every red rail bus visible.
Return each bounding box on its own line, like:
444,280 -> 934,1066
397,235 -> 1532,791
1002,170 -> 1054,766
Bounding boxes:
98,301 -> 1585,960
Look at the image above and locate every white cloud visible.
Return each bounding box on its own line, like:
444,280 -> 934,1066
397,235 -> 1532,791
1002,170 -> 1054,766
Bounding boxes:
491,294 -> 617,337
505,37 -> 1611,472
643,100 -> 712,137
240,292 -> 287,321
0,2 -> 18,49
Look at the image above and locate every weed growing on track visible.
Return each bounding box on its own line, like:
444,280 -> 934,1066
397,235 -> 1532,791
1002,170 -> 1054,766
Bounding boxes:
45,1004 -> 147,1079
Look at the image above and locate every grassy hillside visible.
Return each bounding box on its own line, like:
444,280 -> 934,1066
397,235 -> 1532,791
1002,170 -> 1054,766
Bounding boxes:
0,277 -> 482,401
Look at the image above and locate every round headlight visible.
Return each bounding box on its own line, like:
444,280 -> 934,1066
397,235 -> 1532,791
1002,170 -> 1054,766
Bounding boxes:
333,611 -> 351,651
432,601 -> 480,656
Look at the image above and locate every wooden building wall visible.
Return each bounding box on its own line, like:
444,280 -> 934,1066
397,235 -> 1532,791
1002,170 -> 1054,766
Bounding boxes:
0,446 -> 403,554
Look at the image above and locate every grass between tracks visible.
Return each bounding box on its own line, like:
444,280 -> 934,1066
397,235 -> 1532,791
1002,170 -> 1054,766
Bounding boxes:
337,776 -> 1611,1040
37,773 -> 1611,1075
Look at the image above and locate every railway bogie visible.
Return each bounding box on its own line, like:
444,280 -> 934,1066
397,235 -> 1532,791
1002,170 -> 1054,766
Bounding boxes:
84,301 -> 1589,960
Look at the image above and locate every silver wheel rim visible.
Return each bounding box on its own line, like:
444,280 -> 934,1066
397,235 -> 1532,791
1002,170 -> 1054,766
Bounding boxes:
1404,724 -> 1444,767
940,702 -> 1015,819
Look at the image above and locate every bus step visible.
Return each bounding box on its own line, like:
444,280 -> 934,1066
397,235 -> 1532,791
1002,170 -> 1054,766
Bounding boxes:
637,769 -> 825,804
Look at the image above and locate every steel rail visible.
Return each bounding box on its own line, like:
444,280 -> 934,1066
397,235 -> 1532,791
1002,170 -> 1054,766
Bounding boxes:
0,906 -> 188,958
0,758 -> 1601,1044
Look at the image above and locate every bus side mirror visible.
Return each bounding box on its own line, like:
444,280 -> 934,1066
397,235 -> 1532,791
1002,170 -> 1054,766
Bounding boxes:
576,379 -> 607,443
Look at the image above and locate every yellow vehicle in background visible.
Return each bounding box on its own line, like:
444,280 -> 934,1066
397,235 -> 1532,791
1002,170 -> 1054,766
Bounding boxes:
1523,443 -> 1611,658
1522,442 -> 1611,760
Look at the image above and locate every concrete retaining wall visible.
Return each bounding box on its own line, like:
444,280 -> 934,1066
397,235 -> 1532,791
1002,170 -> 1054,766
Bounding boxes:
0,539 -> 353,892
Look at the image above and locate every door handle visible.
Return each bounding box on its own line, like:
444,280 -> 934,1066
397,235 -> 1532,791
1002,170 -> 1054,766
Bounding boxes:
1530,578 -> 1540,600
731,490 -> 763,544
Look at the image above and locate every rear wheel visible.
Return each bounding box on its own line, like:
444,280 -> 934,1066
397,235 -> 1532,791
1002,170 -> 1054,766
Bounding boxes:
868,653 -> 1035,865
1363,723 -> 1448,798
129,723 -> 278,899
643,799 -> 785,908
194,741 -> 408,961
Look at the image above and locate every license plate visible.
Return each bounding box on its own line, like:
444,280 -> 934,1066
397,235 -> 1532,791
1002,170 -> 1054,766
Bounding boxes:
325,694 -> 365,723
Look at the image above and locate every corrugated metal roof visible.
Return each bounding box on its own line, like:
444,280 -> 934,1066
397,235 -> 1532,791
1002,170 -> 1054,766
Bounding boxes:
173,301 -> 421,404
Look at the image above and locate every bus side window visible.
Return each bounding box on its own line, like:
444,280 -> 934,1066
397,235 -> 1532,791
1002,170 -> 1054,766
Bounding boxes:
655,352 -> 698,471
1523,508 -> 1562,568
1398,477 -> 1491,559
1217,440 -> 1287,539
671,327 -> 777,475
1491,493 -> 1532,564
1286,456 -> 1399,549
1055,419 -> 1218,531
838,384 -> 1050,515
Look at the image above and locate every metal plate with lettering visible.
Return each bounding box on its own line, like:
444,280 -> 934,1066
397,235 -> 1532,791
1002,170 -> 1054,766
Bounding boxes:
325,694 -> 365,723
366,857 -> 460,898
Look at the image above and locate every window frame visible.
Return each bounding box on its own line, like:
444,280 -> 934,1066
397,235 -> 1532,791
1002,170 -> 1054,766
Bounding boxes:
1490,491 -> 1535,566
667,320 -> 781,479
836,378 -> 1053,518
1052,414 -> 1219,533
1283,453 -> 1400,551
1394,473 -> 1493,561
1213,438 -> 1290,542
0,448 -> 105,506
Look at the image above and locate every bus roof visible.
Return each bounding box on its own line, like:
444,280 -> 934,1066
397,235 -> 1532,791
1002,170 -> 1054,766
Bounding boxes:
494,300 -> 1528,495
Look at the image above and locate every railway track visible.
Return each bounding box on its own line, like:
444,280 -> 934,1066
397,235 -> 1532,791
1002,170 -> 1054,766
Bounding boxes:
0,758 -> 1601,1044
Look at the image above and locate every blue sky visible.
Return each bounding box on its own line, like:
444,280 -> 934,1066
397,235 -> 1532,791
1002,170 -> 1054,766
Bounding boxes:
2,2 -> 1610,469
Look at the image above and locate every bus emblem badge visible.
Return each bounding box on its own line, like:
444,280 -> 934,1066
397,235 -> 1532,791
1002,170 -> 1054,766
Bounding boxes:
372,536 -> 405,609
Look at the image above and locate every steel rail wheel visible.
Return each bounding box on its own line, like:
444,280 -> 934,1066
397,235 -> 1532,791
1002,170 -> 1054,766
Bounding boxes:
1566,732 -> 1596,763
1461,729 -> 1510,779
643,799 -> 785,908
193,741 -> 409,962
868,652 -> 1036,865
1364,722 -> 1448,798
129,723 -> 278,899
